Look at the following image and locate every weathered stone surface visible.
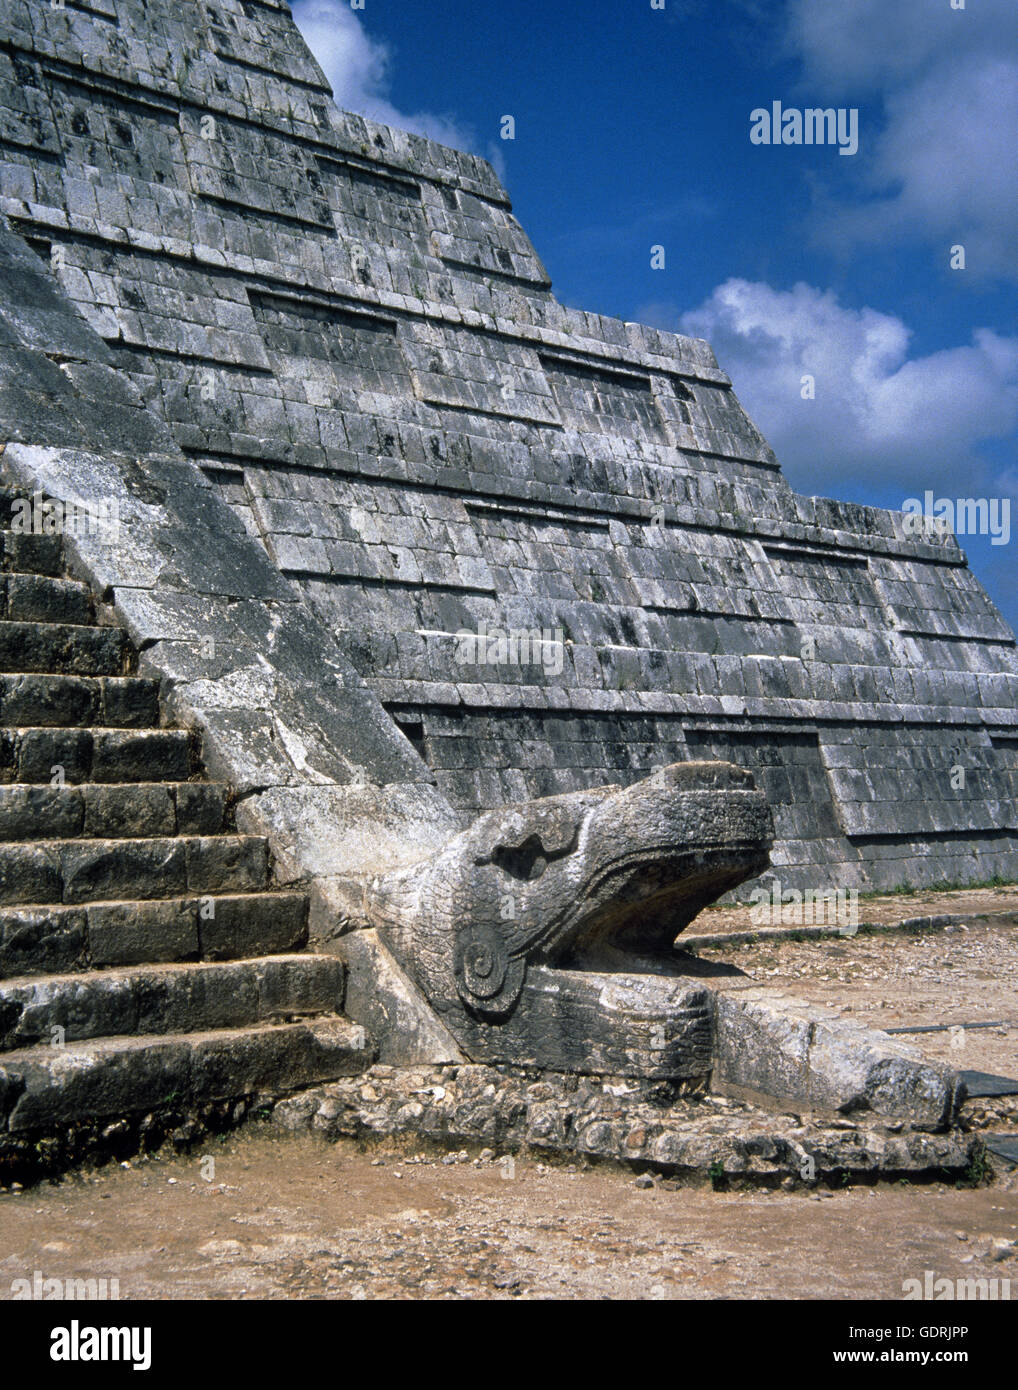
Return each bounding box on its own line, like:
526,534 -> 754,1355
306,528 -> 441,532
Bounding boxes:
0,784 -> 84,840
196,891 -> 308,961
173,783 -> 228,836
184,834 -> 267,894
0,620 -> 125,676
714,990 -> 964,1128
271,1063 -> 976,1182
0,726 -> 194,785
0,905 -> 87,977
4,574 -> 92,625
235,783 -> 460,882
98,678 -> 161,730
0,0 -> 1012,901
362,761 -> 770,1071
332,926 -> 466,1068
0,955 -> 345,1049
87,899 -> 200,969
0,0 -> 1007,1149
80,784 -> 176,839
0,673 -> 100,728
0,843 -> 61,904
57,838 -> 188,904
3,1018 -> 373,1133
1,533 -> 62,578
469,967 -> 714,1079
11,727 -> 92,783
0,478 -> 374,1163
90,729 -> 192,783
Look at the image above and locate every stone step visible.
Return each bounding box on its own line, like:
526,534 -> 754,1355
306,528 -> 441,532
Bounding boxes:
0,891 -> 309,977
0,727 -> 193,783
0,783 -> 228,841
0,621 -> 128,676
0,674 -> 161,729
0,835 -> 269,905
0,532 -> 63,578
0,573 -> 93,626
0,1015 -> 373,1134
0,954 -> 346,1050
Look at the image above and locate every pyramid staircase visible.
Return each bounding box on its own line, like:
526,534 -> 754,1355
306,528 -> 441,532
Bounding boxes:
0,488 -> 372,1176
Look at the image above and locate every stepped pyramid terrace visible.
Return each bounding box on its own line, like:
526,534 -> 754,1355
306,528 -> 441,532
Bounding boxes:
0,0 -> 1013,1178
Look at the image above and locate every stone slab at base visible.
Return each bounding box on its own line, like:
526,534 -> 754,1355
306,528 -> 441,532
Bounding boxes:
985,1135 -> 1018,1165
445,966 -> 714,1080
681,912 -> 1010,952
0,1018 -> 372,1134
334,927 -> 466,1067
713,989 -> 964,1129
958,1070 -> 1018,1099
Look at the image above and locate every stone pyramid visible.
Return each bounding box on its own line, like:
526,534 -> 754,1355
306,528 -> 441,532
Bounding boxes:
0,0 -> 1016,908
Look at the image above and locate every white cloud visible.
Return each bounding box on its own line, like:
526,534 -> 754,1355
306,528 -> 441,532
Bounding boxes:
291,0 -> 474,150
676,278 -> 1018,495
783,0 -> 1018,279
825,57 -> 1018,278
786,0 -> 1016,92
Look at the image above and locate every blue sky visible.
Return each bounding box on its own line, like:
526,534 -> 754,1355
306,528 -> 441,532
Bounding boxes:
293,0 -> 1018,631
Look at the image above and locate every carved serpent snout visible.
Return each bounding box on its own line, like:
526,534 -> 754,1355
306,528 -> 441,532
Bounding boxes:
365,762 -> 773,1034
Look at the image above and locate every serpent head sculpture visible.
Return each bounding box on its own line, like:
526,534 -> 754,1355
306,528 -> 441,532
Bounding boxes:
358,761 -> 772,1075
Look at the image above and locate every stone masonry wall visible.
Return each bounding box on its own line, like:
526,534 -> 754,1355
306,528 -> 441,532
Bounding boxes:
1,0 -> 1016,892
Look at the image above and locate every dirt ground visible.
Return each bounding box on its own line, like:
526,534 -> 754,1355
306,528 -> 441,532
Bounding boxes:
0,1129 -> 1016,1300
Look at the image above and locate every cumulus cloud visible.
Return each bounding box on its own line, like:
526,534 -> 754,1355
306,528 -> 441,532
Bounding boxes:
784,0 -> 1018,279
785,0 -> 1015,91
676,278 -> 1018,495
291,0 -> 474,150
825,57 -> 1018,276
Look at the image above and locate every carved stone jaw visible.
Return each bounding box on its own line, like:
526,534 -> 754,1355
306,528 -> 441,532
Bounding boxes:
360,761 -> 773,1071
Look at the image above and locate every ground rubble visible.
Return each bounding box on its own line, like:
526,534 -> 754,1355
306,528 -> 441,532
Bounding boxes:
270,1063 -> 980,1185
962,1095 -> 1018,1132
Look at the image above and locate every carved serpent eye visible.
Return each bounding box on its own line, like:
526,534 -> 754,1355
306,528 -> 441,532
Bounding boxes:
490,835 -> 548,881
474,801 -> 584,877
